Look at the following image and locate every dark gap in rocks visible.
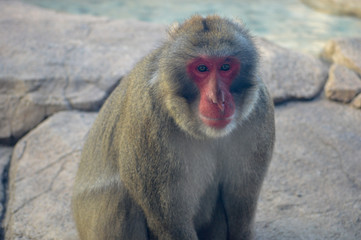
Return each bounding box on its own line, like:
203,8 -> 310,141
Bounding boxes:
274,93 -> 324,107
0,154 -> 11,240
0,137 -> 16,147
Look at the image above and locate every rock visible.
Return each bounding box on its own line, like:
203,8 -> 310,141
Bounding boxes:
0,1 -> 166,141
256,99 -> 361,239
321,38 -> 361,75
301,0 -> 361,18
322,38 -> 361,107
352,93 -> 361,108
325,64 -> 361,103
5,99 -> 361,239
257,38 -> 328,103
4,111 -> 97,240
0,145 -> 12,233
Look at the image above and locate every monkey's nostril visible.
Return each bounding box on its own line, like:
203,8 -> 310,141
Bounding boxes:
218,102 -> 225,113
221,91 -> 225,103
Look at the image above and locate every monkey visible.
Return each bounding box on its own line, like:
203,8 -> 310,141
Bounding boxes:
72,15 -> 275,240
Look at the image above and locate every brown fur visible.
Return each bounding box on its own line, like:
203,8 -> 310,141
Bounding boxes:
72,15 -> 275,240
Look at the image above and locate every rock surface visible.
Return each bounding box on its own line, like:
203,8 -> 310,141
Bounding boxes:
0,0 -> 166,141
4,111 -> 97,240
325,64 -> 361,103
257,38 -> 328,103
301,0 -> 361,18
4,99 -> 361,239
256,99 -> 361,240
0,1 -> 328,142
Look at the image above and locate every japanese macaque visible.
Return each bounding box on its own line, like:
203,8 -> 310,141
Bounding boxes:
72,15 -> 275,240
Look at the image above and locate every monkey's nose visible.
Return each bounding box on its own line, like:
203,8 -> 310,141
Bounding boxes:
209,90 -> 225,113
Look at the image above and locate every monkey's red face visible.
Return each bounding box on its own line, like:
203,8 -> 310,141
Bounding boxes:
187,56 -> 240,129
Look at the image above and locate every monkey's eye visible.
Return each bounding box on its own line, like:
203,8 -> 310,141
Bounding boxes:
197,65 -> 208,72
220,64 -> 231,71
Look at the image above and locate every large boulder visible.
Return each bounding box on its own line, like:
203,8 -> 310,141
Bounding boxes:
301,0 -> 361,18
257,38 -> 328,103
0,1 -> 166,141
4,99 -> 361,239
321,38 -> 361,108
4,111 -> 97,240
325,64 -> 361,103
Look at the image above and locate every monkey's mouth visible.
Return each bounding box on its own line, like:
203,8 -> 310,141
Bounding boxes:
199,114 -> 233,129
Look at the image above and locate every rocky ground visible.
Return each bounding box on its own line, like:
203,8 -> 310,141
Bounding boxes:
0,0 -> 360,239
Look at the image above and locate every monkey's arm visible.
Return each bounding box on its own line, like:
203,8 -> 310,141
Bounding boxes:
71,51 -> 158,239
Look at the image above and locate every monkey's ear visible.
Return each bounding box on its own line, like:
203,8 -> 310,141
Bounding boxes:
167,22 -> 181,40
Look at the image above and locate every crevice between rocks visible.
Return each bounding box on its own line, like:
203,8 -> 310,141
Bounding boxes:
0,154 -> 11,240
274,93 -> 323,107
63,46 -> 77,111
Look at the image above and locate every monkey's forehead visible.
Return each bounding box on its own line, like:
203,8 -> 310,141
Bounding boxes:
167,34 -> 254,61
169,15 -> 247,37
167,16 -> 254,58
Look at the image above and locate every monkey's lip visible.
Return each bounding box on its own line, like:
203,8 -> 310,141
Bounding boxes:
199,114 -> 233,129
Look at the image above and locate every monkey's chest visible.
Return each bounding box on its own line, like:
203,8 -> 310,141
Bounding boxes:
192,180 -> 221,227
